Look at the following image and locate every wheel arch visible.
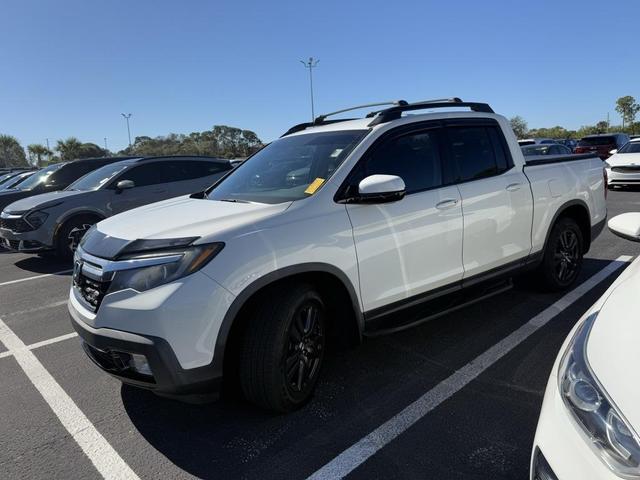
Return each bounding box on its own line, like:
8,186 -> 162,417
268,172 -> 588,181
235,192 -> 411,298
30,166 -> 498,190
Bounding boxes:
214,263 -> 363,382
543,199 -> 592,254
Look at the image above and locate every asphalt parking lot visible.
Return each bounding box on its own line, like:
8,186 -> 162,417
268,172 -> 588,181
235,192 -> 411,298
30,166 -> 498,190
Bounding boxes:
1,189 -> 640,480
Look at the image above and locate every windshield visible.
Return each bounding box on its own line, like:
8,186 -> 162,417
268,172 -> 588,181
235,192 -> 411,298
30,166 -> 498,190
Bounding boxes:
16,164 -> 63,190
618,142 -> 640,154
0,172 -> 33,190
521,145 -> 553,156
578,136 -> 615,147
207,129 -> 367,204
66,162 -> 130,191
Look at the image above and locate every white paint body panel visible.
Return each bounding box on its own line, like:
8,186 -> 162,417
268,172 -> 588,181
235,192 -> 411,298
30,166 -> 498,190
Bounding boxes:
532,256 -> 640,479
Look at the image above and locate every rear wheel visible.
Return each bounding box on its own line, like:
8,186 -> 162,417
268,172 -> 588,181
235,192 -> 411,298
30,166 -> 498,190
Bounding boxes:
55,215 -> 99,259
537,217 -> 584,291
239,284 -> 326,412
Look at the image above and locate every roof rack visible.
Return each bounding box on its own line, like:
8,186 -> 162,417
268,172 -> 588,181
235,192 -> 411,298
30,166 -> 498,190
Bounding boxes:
281,97 -> 495,136
281,100 -> 408,137
367,98 -> 494,126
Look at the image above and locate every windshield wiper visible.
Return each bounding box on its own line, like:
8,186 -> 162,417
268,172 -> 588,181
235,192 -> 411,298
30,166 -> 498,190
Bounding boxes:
218,198 -> 250,203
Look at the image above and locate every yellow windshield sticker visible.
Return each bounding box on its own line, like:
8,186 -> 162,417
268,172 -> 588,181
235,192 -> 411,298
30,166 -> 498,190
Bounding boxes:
304,177 -> 325,195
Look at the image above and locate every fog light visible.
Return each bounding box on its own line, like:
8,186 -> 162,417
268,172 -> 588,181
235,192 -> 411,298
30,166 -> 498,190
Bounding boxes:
129,353 -> 152,376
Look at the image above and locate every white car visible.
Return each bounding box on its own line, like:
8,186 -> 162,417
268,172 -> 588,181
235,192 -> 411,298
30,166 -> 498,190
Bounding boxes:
606,138 -> 640,188
531,213 -> 640,479
67,98 -> 607,412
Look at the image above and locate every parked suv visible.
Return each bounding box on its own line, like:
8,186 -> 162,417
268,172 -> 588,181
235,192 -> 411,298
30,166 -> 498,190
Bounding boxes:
0,157 -> 134,214
68,98 -> 607,412
574,133 -> 630,159
0,156 -> 233,257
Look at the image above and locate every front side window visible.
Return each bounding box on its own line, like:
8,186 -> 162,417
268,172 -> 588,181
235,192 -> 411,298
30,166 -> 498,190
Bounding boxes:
117,163 -> 162,187
618,142 -> 640,154
157,160 -> 230,183
359,130 -> 443,193
446,126 -> 504,181
208,130 -> 367,204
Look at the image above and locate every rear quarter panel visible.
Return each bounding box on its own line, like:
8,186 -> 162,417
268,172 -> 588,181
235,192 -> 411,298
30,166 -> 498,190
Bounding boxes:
524,157 -> 606,254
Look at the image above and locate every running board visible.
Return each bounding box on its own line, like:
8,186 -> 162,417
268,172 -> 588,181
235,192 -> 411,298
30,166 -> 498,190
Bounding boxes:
363,278 -> 513,337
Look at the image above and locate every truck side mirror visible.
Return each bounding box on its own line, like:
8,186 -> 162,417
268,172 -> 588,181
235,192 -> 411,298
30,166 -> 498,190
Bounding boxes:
354,174 -> 406,204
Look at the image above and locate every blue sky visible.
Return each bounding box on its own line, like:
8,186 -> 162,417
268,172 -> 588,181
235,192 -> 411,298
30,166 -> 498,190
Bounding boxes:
1,0 -> 637,152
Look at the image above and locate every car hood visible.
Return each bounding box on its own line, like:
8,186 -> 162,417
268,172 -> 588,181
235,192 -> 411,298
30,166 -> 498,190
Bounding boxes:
607,152 -> 640,167
4,190 -> 87,214
587,257 -> 640,433
90,195 -> 291,250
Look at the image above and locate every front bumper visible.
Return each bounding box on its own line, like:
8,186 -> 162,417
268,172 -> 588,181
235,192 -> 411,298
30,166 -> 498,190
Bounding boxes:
68,268 -> 236,398
532,361 -> 623,479
69,309 -> 223,396
0,226 -> 53,252
607,168 -> 640,186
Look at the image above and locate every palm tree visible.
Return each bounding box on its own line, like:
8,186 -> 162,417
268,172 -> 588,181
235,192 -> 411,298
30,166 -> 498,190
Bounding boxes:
27,144 -> 52,167
56,137 -> 83,161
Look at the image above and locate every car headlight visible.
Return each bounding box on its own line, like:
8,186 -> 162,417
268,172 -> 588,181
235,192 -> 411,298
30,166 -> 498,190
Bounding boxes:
107,243 -> 224,293
25,210 -> 49,229
558,313 -> 640,477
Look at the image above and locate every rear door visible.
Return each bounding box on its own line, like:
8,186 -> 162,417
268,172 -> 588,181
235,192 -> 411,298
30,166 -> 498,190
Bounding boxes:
345,123 -> 464,312
442,119 -> 533,281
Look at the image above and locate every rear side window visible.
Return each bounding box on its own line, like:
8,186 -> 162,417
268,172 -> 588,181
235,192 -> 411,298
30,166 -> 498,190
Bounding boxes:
578,136 -> 616,147
362,130 -> 443,194
49,161 -> 102,187
158,160 -> 229,182
445,126 -> 511,182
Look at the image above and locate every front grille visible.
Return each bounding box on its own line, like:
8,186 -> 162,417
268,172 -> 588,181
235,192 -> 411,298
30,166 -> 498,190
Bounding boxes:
0,217 -> 33,233
612,166 -> 640,173
74,271 -> 111,312
2,238 -> 20,250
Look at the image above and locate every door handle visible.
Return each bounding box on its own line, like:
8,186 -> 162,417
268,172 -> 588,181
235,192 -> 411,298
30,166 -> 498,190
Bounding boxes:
506,183 -> 522,192
435,199 -> 459,210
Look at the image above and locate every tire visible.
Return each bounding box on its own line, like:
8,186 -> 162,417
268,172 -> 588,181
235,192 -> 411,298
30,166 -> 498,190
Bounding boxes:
239,284 -> 326,412
537,217 -> 584,291
55,215 -> 99,259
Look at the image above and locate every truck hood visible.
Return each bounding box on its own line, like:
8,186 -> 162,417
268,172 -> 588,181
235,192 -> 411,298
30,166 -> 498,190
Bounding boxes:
587,257 -> 640,433
4,190 -> 87,214
94,195 -> 291,243
607,152 -> 640,167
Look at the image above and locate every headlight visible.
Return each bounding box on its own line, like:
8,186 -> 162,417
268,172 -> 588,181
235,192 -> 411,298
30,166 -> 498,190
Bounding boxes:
25,210 -> 48,229
558,313 -> 640,477
107,243 -> 224,293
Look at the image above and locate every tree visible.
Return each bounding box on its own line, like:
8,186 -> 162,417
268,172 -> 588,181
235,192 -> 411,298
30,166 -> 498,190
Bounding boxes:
120,125 -> 263,158
0,134 -> 28,168
27,144 -> 52,166
56,137 -> 83,161
78,142 -> 108,158
595,121 -> 609,134
616,96 -> 640,133
510,116 -> 528,139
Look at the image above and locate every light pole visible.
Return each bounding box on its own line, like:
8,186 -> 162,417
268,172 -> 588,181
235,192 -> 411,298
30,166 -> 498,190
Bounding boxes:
104,137 -> 108,152
121,113 -> 132,147
300,57 -> 319,121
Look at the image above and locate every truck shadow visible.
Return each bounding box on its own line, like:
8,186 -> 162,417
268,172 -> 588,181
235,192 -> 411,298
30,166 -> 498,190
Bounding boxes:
121,257 -> 627,480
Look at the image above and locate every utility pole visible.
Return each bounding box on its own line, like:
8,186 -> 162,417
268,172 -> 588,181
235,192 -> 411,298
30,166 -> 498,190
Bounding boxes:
121,113 -> 132,147
300,57 -> 319,121
46,138 -> 51,164
104,137 -> 108,153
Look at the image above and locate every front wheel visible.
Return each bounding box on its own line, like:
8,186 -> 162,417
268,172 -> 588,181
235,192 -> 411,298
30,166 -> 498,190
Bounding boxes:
239,284 -> 326,412
55,215 -> 98,259
537,217 -> 584,291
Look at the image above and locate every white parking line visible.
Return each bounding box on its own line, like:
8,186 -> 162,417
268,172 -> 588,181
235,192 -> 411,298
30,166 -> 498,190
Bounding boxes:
4,299 -> 68,317
307,256 -> 633,480
0,319 -> 139,479
0,270 -> 72,287
0,332 -> 78,359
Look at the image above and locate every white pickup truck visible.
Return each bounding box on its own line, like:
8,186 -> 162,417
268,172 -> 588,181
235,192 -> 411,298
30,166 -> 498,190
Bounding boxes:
68,98 -> 607,412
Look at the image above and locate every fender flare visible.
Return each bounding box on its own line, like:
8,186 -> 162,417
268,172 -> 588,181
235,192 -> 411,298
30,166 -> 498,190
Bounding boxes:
211,263 -> 363,376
